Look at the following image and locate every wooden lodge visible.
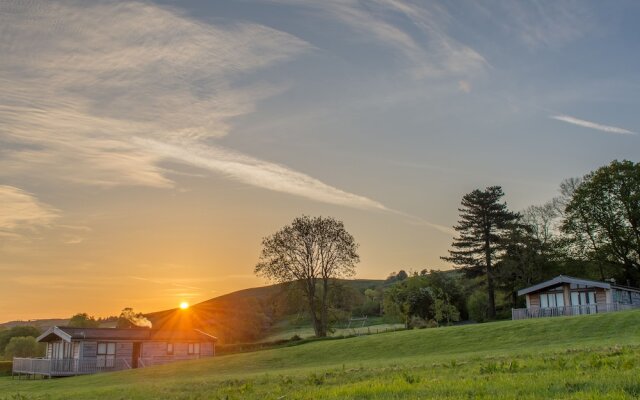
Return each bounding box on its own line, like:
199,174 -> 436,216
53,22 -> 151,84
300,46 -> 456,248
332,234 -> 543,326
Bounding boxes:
12,326 -> 217,378
512,275 -> 640,320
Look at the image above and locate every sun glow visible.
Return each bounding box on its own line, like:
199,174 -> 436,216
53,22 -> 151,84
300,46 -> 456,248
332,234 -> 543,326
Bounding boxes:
180,301 -> 189,310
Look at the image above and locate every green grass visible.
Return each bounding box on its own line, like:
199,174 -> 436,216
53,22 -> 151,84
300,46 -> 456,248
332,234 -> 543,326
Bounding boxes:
2,310 -> 640,399
262,316 -> 404,342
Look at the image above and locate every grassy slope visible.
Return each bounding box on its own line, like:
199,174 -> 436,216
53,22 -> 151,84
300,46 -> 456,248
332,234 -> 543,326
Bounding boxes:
2,310 -> 640,399
150,279 -> 385,316
262,316 -> 404,342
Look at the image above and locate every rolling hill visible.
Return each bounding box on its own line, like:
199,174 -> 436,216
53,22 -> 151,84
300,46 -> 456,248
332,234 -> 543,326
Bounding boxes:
146,279 -> 386,344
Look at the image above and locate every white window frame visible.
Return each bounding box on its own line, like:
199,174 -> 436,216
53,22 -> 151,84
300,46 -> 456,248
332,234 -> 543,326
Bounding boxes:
97,342 -> 116,368
540,292 -> 564,308
570,291 -> 596,305
188,343 -> 200,355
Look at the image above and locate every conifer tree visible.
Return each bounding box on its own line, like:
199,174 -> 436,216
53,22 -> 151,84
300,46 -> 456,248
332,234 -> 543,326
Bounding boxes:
442,186 -> 518,319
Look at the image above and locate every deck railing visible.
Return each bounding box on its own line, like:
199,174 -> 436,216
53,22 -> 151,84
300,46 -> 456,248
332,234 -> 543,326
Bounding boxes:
512,303 -> 638,320
12,357 -> 131,377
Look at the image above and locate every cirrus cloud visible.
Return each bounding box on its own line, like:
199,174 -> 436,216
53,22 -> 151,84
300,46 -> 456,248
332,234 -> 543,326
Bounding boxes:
551,115 -> 635,135
0,0 -> 309,187
135,137 -> 389,212
0,185 -> 59,235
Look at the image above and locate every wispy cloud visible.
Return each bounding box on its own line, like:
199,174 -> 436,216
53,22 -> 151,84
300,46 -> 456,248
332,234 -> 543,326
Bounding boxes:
0,0 -> 456,235
269,0 -> 487,78
139,137 -> 456,235
0,1 -> 309,187
471,1 -> 593,49
551,115 -> 635,135
0,185 -> 59,234
135,138 -> 389,212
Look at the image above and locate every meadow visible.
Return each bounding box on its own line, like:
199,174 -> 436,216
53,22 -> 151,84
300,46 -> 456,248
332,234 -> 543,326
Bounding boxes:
261,315 -> 404,342
1,310 -> 640,399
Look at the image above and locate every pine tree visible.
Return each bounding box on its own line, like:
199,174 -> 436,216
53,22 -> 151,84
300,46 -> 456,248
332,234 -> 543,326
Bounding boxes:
442,186 -> 519,319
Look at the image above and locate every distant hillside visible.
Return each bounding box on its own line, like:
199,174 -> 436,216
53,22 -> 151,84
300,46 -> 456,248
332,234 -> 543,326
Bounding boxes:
197,278 -> 385,307
148,278 -> 385,317
146,279 -> 386,344
0,318 -> 118,331
0,318 -> 69,330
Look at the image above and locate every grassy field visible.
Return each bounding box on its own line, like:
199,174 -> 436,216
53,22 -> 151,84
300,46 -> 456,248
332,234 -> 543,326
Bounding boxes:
2,310 -> 640,399
262,316 -> 404,342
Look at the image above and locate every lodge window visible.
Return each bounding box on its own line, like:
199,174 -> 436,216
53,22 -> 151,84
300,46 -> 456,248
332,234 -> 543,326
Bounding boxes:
188,343 -> 200,355
570,291 -> 596,306
167,343 -> 174,355
52,341 -> 73,359
97,342 -> 116,368
614,289 -> 634,304
539,292 -> 564,308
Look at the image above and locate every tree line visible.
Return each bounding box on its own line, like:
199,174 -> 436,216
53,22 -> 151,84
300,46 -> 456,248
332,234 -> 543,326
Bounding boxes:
255,159 -> 640,333
3,160 -> 637,347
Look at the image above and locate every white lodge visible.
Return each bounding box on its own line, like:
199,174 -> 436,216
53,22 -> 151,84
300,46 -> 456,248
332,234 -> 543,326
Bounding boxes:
12,326 -> 217,378
512,275 -> 640,320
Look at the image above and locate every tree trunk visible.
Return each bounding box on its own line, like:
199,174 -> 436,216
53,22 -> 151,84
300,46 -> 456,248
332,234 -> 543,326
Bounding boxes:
319,278 -> 329,337
485,234 -> 496,320
305,279 -> 322,337
598,261 -> 605,282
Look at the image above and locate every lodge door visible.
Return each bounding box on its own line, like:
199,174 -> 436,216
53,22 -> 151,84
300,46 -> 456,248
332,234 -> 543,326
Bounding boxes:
132,342 -> 141,368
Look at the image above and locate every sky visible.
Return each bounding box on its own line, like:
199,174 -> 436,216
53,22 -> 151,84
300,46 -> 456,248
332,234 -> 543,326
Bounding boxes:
1,0 -> 638,322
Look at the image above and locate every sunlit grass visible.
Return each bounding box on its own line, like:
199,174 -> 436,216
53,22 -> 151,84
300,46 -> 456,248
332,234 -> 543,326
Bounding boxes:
2,310 -> 639,399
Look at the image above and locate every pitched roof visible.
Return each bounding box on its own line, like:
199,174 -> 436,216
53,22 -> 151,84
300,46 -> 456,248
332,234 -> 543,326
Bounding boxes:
517,275 -> 612,296
37,326 -> 217,343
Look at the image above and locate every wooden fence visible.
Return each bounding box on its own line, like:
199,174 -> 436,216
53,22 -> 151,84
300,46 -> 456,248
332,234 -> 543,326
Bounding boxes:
12,357 -> 131,378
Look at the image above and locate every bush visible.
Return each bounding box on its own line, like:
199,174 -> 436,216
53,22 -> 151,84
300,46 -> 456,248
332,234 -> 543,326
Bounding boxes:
425,319 -> 439,329
3,336 -> 45,359
408,316 -> 428,329
351,301 -> 381,317
467,290 -> 489,323
0,326 -> 41,354
0,361 -> 12,376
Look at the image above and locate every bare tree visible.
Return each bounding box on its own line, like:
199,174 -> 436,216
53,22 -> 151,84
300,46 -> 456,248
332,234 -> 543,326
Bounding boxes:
255,216 -> 359,337
522,202 -> 559,253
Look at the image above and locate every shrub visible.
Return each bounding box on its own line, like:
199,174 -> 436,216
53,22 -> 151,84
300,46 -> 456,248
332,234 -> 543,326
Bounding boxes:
408,316 -> 428,329
351,301 -> 381,317
0,326 -> 41,354
425,319 -> 439,329
3,336 -> 45,359
467,290 -> 489,322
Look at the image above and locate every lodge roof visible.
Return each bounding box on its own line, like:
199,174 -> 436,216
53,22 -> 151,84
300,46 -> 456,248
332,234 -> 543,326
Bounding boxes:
517,275 -> 640,296
37,326 -> 217,343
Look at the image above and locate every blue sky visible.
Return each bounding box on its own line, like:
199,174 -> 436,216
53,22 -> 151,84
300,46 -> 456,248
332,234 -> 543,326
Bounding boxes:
0,0 -> 638,320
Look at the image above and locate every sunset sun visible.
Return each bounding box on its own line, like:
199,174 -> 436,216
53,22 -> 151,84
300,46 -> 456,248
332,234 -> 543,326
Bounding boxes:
179,302 -> 189,310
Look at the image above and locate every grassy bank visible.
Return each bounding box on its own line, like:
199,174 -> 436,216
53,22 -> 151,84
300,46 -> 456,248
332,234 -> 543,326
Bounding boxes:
2,310 -> 639,399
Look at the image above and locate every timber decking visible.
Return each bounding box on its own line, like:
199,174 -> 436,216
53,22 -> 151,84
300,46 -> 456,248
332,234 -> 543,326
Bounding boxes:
12,357 -> 131,378
511,303 -> 638,320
